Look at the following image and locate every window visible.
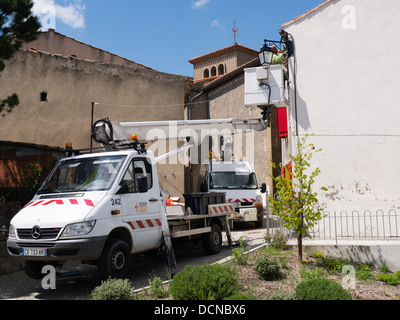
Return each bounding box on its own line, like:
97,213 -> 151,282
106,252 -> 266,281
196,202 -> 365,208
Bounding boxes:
121,158 -> 153,193
203,69 -> 210,78
38,155 -> 126,193
211,66 -> 216,77
218,64 -> 225,75
210,172 -> 258,190
40,91 -> 47,102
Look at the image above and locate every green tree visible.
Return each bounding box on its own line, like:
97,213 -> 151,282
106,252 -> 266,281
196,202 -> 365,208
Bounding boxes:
0,0 -> 41,116
268,135 -> 327,263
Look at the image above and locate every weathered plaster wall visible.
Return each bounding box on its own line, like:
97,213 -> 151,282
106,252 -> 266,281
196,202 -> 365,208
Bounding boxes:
0,50 -> 191,199
21,29 -> 149,69
283,0 -> 400,212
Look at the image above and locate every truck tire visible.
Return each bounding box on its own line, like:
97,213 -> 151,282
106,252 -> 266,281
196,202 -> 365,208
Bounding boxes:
97,238 -> 131,279
202,223 -> 222,255
255,212 -> 263,228
24,261 -> 47,280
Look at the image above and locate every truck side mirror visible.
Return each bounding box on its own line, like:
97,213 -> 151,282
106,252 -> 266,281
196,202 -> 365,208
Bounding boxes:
137,176 -> 148,193
260,183 -> 267,193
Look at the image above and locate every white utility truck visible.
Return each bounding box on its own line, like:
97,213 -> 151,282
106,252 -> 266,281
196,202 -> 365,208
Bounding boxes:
7,116 -> 269,280
198,160 -> 266,228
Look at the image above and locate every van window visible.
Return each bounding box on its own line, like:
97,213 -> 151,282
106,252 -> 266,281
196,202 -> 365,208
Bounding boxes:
210,172 -> 258,189
121,158 -> 153,193
38,155 -> 126,193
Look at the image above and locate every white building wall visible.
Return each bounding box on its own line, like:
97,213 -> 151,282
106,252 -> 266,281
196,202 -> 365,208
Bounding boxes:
283,0 -> 400,214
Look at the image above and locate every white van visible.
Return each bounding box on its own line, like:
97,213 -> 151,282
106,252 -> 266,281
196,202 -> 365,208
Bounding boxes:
198,161 -> 266,227
7,147 -> 233,280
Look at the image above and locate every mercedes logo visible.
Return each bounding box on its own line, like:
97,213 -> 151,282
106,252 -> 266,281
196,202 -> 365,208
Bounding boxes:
31,225 -> 41,239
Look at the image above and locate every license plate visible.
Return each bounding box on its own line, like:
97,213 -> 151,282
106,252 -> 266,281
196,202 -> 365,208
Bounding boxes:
22,248 -> 47,257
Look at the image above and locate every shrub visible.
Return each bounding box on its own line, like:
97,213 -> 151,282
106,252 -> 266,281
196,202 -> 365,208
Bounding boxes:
224,292 -> 256,300
356,265 -> 373,281
320,257 -> 353,273
265,290 -> 298,300
91,278 -> 134,300
299,265 -> 327,281
295,278 -> 352,300
312,250 -> 325,259
197,290 -> 216,300
264,230 -> 288,251
169,264 -> 240,300
148,276 -> 168,298
254,255 -> 282,281
379,265 -> 391,273
232,240 -> 250,265
376,273 -> 399,286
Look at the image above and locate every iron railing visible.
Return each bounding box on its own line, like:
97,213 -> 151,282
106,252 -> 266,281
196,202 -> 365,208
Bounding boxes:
266,209 -> 400,242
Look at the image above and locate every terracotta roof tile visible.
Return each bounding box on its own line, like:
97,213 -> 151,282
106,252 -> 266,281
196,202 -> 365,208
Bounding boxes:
188,43 -> 258,64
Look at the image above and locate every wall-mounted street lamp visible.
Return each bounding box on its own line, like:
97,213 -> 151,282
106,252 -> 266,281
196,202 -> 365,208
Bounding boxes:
259,40 -> 274,69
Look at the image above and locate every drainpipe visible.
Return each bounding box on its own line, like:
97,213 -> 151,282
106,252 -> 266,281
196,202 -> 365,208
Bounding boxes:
188,89 -> 204,120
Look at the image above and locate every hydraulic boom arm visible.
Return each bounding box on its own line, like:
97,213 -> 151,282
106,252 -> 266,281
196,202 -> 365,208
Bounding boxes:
112,118 -> 269,142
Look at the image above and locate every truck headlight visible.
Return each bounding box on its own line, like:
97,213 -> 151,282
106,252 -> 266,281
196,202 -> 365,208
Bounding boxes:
61,220 -> 96,237
255,195 -> 263,206
8,225 -> 16,238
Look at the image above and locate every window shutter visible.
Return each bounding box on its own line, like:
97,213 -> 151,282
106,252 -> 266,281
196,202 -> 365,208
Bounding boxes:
276,107 -> 288,138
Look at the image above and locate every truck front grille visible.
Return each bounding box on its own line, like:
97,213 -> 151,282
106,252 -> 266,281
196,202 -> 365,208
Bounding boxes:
17,242 -> 56,248
239,202 -> 253,207
17,228 -> 61,240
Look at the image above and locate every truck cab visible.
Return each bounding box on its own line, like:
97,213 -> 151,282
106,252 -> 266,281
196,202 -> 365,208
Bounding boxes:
198,161 -> 266,228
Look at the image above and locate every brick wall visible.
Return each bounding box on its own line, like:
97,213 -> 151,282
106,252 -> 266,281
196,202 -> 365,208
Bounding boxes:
0,145 -> 61,188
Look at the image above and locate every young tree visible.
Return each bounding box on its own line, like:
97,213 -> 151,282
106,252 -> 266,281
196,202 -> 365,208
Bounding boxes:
268,135 -> 327,263
0,0 -> 41,116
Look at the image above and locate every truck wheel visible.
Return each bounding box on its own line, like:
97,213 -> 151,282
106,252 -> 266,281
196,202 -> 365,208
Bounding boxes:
97,239 -> 131,279
202,223 -> 222,254
255,213 -> 264,228
24,261 -> 46,280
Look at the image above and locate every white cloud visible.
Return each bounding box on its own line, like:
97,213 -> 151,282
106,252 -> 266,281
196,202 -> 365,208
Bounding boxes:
192,0 -> 210,9
32,0 -> 85,29
210,18 -> 221,28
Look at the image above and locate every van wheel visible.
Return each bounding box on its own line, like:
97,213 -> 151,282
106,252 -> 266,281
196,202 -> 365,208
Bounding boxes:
97,239 -> 131,279
255,213 -> 263,228
24,261 -> 46,280
202,223 -> 222,254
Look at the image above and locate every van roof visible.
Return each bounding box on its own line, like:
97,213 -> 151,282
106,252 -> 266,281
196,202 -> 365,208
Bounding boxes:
63,149 -> 153,161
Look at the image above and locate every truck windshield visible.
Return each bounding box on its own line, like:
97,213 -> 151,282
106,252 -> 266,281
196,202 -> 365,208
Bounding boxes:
210,172 -> 258,190
38,155 -> 126,194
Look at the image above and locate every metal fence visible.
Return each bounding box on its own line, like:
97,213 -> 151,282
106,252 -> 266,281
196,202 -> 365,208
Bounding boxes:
266,209 -> 400,242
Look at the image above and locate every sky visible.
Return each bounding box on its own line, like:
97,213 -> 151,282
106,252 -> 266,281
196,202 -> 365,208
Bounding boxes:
31,0 -> 324,77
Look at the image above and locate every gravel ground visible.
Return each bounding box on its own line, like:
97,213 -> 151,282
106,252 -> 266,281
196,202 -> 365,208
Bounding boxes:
234,248 -> 400,300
